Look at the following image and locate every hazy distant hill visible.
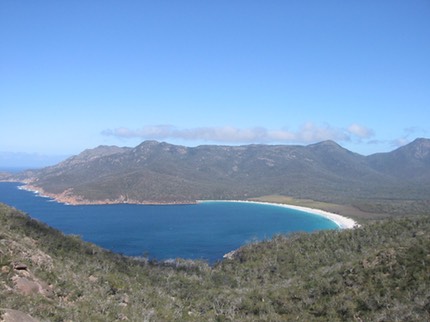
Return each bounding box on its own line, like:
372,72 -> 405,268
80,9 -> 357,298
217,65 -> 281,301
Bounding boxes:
16,138 -> 430,205
367,138 -> 430,182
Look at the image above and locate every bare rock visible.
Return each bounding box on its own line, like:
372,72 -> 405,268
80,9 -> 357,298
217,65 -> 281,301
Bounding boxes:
12,276 -> 53,297
88,275 -> 98,283
12,262 -> 27,271
30,250 -> 53,271
0,309 -> 40,322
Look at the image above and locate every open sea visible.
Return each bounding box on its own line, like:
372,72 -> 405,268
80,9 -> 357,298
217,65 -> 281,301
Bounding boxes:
0,182 -> 338,263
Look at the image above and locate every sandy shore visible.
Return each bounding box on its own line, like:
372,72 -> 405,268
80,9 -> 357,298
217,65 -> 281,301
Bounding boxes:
14,183 -> 359,229
199,200 -> 360,229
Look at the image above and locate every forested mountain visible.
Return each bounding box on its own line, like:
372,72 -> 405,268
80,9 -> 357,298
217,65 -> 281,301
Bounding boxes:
13,138 -> 430,205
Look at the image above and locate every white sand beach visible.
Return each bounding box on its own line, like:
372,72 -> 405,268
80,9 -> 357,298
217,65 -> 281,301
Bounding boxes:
200,200 -> 360,229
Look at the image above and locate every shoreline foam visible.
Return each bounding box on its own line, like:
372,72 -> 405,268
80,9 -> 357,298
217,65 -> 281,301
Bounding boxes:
199,200 -> 360,229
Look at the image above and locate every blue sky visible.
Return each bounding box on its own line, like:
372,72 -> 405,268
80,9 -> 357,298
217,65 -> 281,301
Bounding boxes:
1,1 -> 429,165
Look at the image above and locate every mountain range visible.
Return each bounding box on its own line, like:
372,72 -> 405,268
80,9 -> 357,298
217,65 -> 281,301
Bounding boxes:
8,138 -> 430,206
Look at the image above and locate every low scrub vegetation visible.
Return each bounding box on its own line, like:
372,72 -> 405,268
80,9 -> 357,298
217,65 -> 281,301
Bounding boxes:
1,203 -> 429,321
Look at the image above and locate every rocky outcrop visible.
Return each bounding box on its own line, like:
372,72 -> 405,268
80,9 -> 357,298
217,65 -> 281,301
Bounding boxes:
0,229 -> 54,299
12,275 -> 52,297
0,309 -> 39,322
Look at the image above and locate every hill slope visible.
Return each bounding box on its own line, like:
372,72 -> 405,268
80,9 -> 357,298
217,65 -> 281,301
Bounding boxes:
368,138 -> 430,182
15,138 -> 430,206
1,203 -> 429,321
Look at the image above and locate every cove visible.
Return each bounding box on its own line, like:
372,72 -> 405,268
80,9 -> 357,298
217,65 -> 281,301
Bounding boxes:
0,182 -> 338,263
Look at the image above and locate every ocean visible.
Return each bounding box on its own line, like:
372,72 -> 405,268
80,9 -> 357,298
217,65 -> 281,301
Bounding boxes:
0,182 -> 338,263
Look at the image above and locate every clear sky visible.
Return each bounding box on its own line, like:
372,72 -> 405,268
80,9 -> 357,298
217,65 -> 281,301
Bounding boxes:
1,1 -> 429,165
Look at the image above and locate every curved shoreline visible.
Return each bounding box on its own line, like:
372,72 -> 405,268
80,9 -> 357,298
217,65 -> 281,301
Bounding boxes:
17,183 -> 197,205
15,182 -> 359,229
198,200 -> 360,229
7,182 -> 361,262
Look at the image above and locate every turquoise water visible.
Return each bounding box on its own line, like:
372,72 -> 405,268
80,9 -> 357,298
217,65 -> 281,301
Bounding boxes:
0,182 -> 338,263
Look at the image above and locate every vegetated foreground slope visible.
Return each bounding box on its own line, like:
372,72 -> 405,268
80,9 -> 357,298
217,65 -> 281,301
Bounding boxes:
1,203 -> 429,321
15,138 -> 430,208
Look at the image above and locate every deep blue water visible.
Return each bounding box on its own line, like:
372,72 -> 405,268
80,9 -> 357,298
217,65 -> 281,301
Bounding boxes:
0,182 -> 338,263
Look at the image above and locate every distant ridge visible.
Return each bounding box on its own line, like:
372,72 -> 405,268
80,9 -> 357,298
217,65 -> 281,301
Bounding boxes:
11,138 -> 430,206
367,138 -> 430,181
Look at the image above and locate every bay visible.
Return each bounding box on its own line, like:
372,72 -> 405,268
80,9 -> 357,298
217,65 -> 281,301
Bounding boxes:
0,182 -> 338,263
